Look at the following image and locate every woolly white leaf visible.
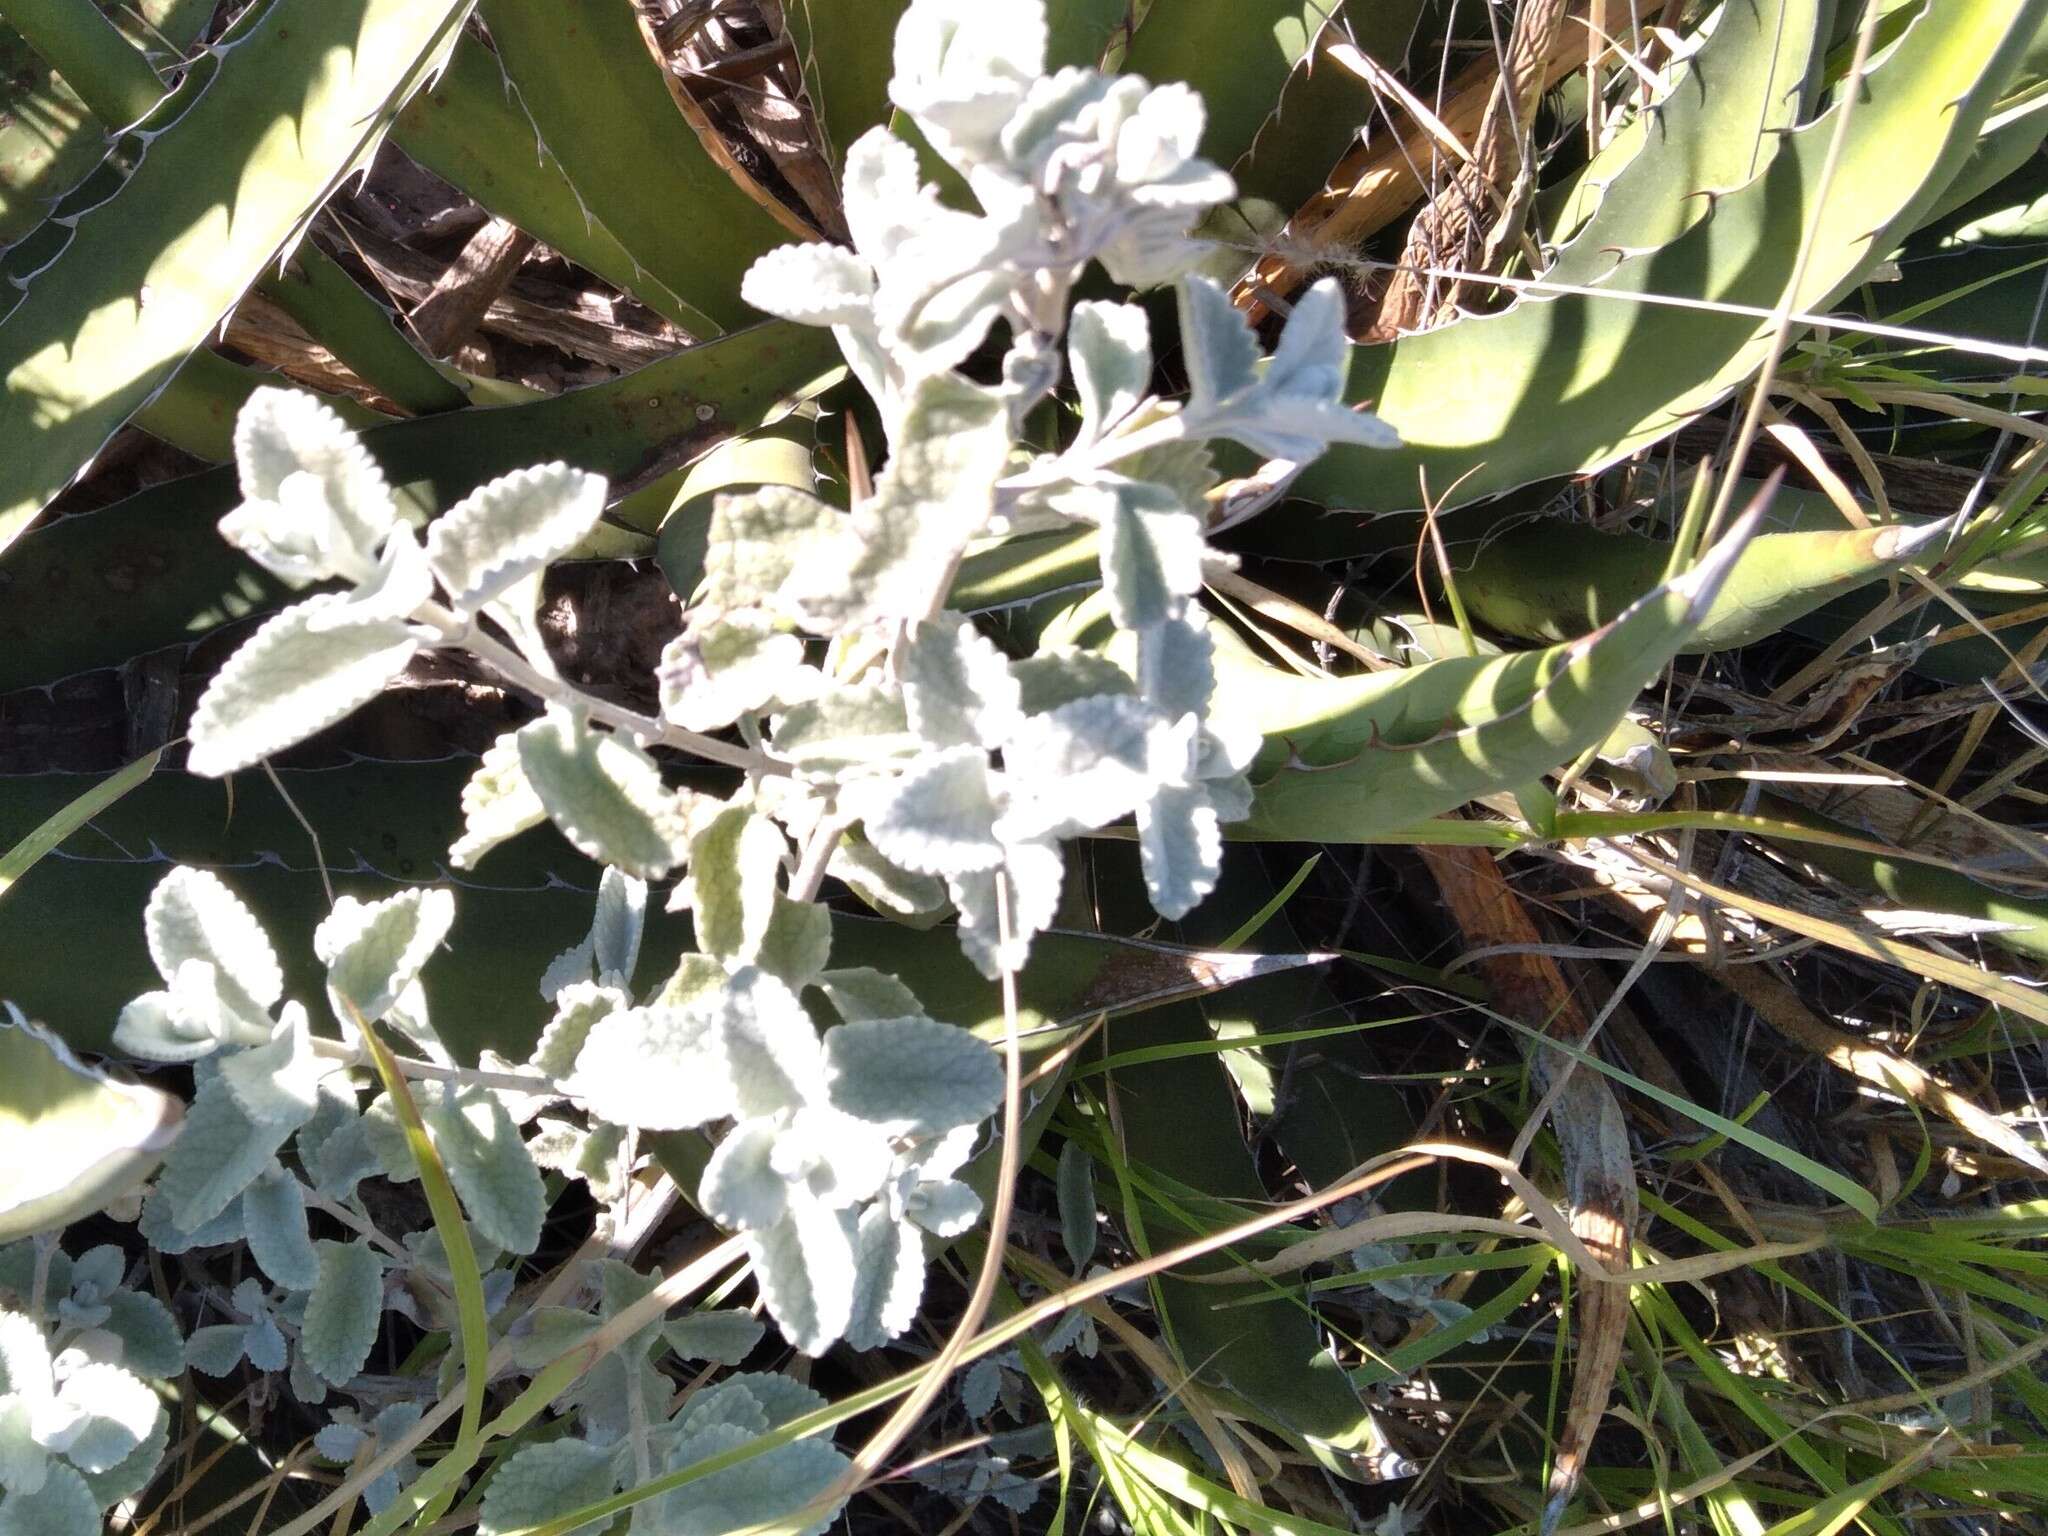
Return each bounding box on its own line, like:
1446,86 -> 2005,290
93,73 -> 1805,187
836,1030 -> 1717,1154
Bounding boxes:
78,1411 -> 164,1511
539,869 -> 646,1000
307,1113 -> 378,1202
755,897 -> 833,988
888,0 -> 1044,173
0,1458 -> 96,1536
448,734 -> 545,871
1254,279 -> 1399,454
649,951 -> 726,1009
1137,608 -> 1215,719
243,1313 -> 287,1374
901,616 -> 1022,749
857,747 -> 1002,876
689,810 -> 786,964
948,836 -> 1063,979
315,888 -> 453,1028
98,1293 -> 182,1381
0,1315 -> 49,1401
747,1200 -> 856,1357
111,984 -> 227,1065
425,463 -> 607,613
698,1117 -> 786,1230
769,684 -> 921,775
1069,301 -> 1151,446
720,968 -> 828,1118
217,1003 -> 326,1128
826,834 -> 950,917
156,1075 -> 293,1231
529,1118 -> 629,1203
1178,273 -> 1261,409
312,1422 -> 363,1462
185,596 -> 417,778
1000,692 -> 1160,842
769,1106 -> 895,1209
910,1176 -> 984,1240
529,983 -> 627,1079
478,1437 -> 617,1536
241,1164 -> 318,1291
0,1400 -> 47,1495
783,375 -> 1011,631
825,1017 -> 1001,1134
701,485 -> 840,614
516,713 -> 688,880
570,1004 -> 732,1132
642,1419 -> 850,1536
672,1378 -> 770,1440
45,1364 -> 156,1474
223,389 -> 397,589
818,968 -> 923,1024
300,1240 -> 382,1386
136,1185 -> 244,1256
960,1356 -> 1001,1419
740,242 -> 876,328
1098,482 -> 1204,631
662,1310 -> 766,1367
425,1087 -> 545,1255
657,614 -> 816,733
1180,277 -> 1396,460
139,868 -> 279,1037
1138,781 -> 1224,919
844,1207 -> 924,1351
720,1371 -> 828,1429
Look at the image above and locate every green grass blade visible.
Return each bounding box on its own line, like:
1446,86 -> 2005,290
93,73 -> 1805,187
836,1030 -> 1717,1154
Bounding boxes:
0,747 -> 160,902
348,1002 -> 491,1524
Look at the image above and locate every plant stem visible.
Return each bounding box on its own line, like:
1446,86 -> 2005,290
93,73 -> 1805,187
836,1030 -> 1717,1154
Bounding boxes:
418,605 -> 778,775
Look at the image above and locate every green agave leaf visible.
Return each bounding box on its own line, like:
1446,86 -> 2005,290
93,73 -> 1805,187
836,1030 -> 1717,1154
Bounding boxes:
0,1016 -> 181,1245
1234,519 -> 1751,840
0,753 -> 1337,1065
1287,0 -> 2045,529
0,319 -> 838,693
1236,2 -> 1433,215
0,0 -> 477,551
0,0 -> 212,245
1456,511 -> 1951,652
392,36 -> 692,331
259,241 -> 471,417
1121,0 -> 1354,180
3,3 -> 464,422
476,0 -> 801,334
782,0 -> 908,172
1544,0 -> 1824,273
1097,994 -> 1375,1472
